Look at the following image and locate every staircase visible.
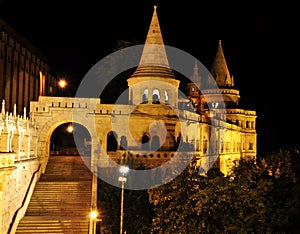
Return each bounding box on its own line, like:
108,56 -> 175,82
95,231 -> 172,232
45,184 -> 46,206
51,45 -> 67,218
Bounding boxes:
15,155 -> 93,234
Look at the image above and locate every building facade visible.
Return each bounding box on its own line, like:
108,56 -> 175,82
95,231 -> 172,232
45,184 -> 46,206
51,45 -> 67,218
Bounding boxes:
0,17 -> 56,116
0,5 -> 257,233
106,5 -> 257,175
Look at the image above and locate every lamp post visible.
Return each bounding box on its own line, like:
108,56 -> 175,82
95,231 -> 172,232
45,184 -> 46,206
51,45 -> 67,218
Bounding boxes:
90,210 -> 97,234
90,209 -> 102,234
118,165 -> 129,234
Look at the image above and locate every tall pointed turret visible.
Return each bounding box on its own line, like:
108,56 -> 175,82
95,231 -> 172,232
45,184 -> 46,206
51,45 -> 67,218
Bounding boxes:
191,61 -> 201,85
201,40 -> 240,108
130,5 -> 176,78
127,5 -> 179,107
210,40 -> 234,87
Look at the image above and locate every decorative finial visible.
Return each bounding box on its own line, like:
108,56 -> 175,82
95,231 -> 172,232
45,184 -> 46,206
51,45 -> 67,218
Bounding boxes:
154,5 -> 157,10
219,39 -> 222,45
13,104 -> 17,117
23,107 -> 26,120
1,100 -> 5,114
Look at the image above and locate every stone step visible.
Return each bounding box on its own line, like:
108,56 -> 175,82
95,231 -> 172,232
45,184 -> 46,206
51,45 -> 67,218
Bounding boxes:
18,222 -> 89,227
15,156 -> 92,234
32,189 -> 91,192
25,211 -> 90,216
16,228 -> 89,233
28,197 -> 90,201
34,181 -> 91,185
27,205 -> 90,209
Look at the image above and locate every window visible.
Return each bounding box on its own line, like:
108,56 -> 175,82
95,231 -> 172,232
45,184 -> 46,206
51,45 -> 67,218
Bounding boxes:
142,89 -> 148,104
141,134 -> 150,150
164,91 -> 169,104
152,89 -> 160,104
107,131 -> 118,151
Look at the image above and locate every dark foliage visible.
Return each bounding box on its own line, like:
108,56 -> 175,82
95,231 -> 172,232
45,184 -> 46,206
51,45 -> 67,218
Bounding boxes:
148,148 -> 300,233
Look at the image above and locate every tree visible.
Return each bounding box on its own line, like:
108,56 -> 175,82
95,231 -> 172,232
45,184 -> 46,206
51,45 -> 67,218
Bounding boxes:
148,159 -> 206,233
98,165 -> 154,234
148,149 -> 300,233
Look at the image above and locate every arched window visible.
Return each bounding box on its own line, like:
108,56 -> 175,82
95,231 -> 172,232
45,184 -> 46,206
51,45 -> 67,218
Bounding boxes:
142,89 -> 148,104
164,90 -> 169,104
203,137 -> 208,154
107,131 -> 118,151
151,135 -> 160,151
120,136 -> 127,150
152,89 -> 160,104
141,134 -> 150,150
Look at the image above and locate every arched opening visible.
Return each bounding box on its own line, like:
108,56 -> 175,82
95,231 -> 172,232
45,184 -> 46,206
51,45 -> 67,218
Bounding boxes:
151,135 -> 160,151
164,90 -> 169,104
142,89 -> 148,104
120,135 -> 128,150
50,122 -> 91,156
107,131 -> 118,151
141,134 -> 150,150
152,89 -> 160,104
203,137 -> 208,154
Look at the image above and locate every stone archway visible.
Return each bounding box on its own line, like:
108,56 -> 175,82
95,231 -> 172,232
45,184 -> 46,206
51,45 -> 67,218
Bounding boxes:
30,97 -> 104,174
141,134 -> 150,150
107,131 -> 118,151
50,122 -> 91,157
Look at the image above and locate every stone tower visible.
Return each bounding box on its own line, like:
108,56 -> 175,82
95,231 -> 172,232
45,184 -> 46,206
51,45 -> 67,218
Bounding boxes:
201,40 -> 240,109
127,5 -> 180,107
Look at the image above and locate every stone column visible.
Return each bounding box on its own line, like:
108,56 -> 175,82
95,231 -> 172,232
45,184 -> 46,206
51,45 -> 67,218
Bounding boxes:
0,152 -> 17,234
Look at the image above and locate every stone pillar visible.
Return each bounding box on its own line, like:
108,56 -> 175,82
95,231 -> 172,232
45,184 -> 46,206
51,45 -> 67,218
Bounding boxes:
11,131 -> 20,159
0,152 -> 17,234
24,133 -> 30,159
0,130 -> 11,152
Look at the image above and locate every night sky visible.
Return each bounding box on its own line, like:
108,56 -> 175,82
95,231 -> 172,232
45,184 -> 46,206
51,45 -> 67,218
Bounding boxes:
0,0 -> 298,155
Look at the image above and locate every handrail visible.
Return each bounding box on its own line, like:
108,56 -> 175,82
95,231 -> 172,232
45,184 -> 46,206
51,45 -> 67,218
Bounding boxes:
7,164 -> 42,234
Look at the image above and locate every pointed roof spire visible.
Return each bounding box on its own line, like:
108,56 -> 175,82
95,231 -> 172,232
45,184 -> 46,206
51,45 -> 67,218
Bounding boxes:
13,103 -> 17,117
23,107 -> 26,119
144,5 -> 163,46
1,100 -> 5,115
191,61 -> 201,84
210,40 -> 234,87
130,5 -> 175,78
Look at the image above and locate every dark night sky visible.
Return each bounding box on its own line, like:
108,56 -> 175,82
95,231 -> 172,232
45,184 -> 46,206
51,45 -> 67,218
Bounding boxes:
0,0 -> 298,155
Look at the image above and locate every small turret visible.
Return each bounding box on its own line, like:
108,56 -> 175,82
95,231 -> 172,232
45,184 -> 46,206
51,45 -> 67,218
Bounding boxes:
210,40 -> 234,87
201,40 -> 240,108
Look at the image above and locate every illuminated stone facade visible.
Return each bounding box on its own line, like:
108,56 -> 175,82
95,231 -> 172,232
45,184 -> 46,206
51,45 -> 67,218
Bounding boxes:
26,5 -> 256,176
0,5 -> 257,233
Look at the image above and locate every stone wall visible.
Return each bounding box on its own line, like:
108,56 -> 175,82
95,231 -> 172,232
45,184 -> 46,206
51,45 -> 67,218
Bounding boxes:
1,157 -> 41,234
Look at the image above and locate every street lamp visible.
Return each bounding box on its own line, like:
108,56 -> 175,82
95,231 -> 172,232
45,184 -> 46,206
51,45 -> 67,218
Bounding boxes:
66,124 -> 74,133
90,209 -> 101,234
118,165 -> 129,234
58,79 -> 67,89
58,78 -> 67,96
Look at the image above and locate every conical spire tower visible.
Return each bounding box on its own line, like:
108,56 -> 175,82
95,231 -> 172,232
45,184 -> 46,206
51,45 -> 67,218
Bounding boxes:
201,40 -> 240,107
210,40 -> 234,87
127,5 -> 179,107
130,5 -> 176,78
